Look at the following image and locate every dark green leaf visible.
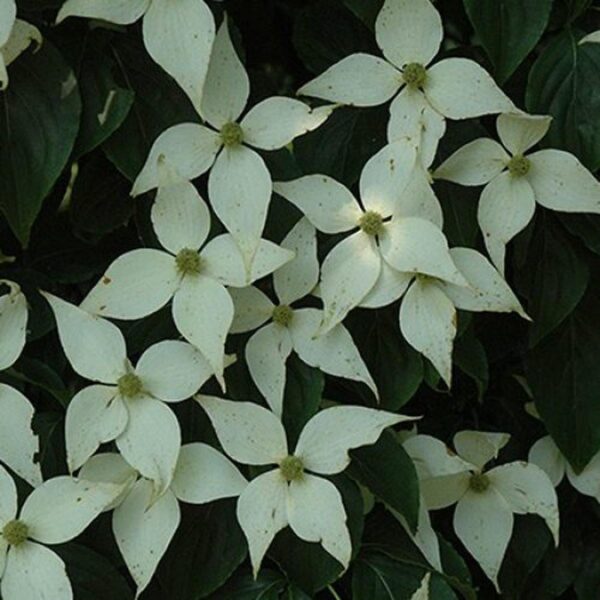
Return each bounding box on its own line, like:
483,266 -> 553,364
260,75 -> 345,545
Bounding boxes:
207,570 -> 286,600
454,327 -> 489,400
343,0 -> 384,30
560,213 -> 600,256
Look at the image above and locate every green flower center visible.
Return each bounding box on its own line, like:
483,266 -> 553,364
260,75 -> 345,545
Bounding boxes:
2,520 -> 29,546
359,211 -> 384,236
507,154 -> 531,177
280,455 -> 305,481
469,472 -> 490,493
272,304 -> 294,327
117,373 -> 144,399
220,122 -> 244,148
403,63 -> 428,89
175,248 -> 204,276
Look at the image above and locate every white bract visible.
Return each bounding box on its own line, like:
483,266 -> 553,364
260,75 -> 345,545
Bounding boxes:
435,112 -> 600,273
229,217 -> 377,415
43,292 -> 219,496
529,435 -> 600,502
404,431 -> 559,591
0,281 -> 41,486
0,466 -> 121,600
298,0 -> 513,157
580,30 -> 600,45
79,447 -> 246,595
197,396 -> 414,574
56,0 -> 214,111
131,19 -> 333,271
80,178 -> 293,382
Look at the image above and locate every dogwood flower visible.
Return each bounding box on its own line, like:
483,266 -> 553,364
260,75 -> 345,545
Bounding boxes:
43,292 -> 221,496
0,281 -> 41,486
274,141 -> 466,334
56,0 -> 214,111
229,218 -> 377,416
0,466 -> 121,600
529,435 -> 600,502
79,447 -> 247,595
404,431 -> 559,591
435,112 -> 600,273
80,178 -> 293,380
298,0 -> 513,157
0,0 -> 41,89
197,396 -> 414,574
580,31 -> 600,45
131,19 -> 333,270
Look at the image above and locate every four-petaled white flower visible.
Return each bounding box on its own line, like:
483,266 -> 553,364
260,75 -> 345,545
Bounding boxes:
43,292 -> 222,496
79,447 -> 247,595
298,0 -> 514,157
404,431 -> 559,591
0,0 -> 41,89
197,395 -> 414,575
0,280 -> 41,486
229,217 -> 378,416
80,178 -> 293,382
56,0 -> 215,111
435,112 -> 600,274
131,18 -> 333,271
0,466 -> 121,600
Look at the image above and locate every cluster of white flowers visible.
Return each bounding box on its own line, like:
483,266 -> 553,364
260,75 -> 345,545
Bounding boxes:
2,0 -> 600,597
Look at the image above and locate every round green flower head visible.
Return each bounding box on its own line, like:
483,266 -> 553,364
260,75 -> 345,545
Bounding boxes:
2,520 -> 29,546
359,211 -> 384,236
280,455 -> 305,481
403,63 -> 428,89
220,122 -> 244,148
118,372 -> 144,399
272,304 -> 294,327
507,154 -> 531,178
469,472 -> 490,493
176,248 -> 204,276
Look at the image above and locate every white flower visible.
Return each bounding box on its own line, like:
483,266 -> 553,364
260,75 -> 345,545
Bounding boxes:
80,178 -> 293,381
0,281 -> 41,486
197,396 -> 414,574
131,19 -> 333,270
0,466 -> 121,600
404,431 -> 559,591
580,30 -> 600,45
43,292 -> 220,496
56,0 -> 214,111
79,447 -> 247,595
529,435 -> 600,501
229,218 -> 378,416
435,112 -> 600,274
297,0 -> 513,158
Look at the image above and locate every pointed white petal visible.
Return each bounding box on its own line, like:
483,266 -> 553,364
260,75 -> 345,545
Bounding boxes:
246,323 -> 293,417
425,58 -> 514,120
65,385 -> 127,473
434,138 -> 509,186
375,0 -> 442,68
247,239 -> 296,285
288,474 -> 351,568
56,0 -> 149,25
172,443 -> 247,503
0,464 -> 18,523
199,17 -> 249,128
3,21 -> 41,70
497,113 -> 552,156
116,398 -> 181,496
478,172 -> 536,275
295,405 -> 409,475
528,436 -> 566,488
320,232 -> 382,332
142,0 -> 215,111
394,165 -> 443,227
229,286 -> 274,334
567,451 -> 600,499
43,293 -> 127,383
453,431 -> 510,470
236,469 -> 288,577
359,260 -> 413,308
298,53 -> 402,106
291,308 -> 378,401
490,461 -> 559,545
453,489 -> 513,592
274,218 -> 319,305
0,0 -> 16,46
80,249 -> 179,320
113,479 -> 180,595
196,396 -> 288,465
580,30 -> 600,45
132,123 -> 221,196
527,149 -> 600,213
410,573 -> 431,600
242,97 -> 333,150
0,282 -> 27,370
399,279 -> 456,386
